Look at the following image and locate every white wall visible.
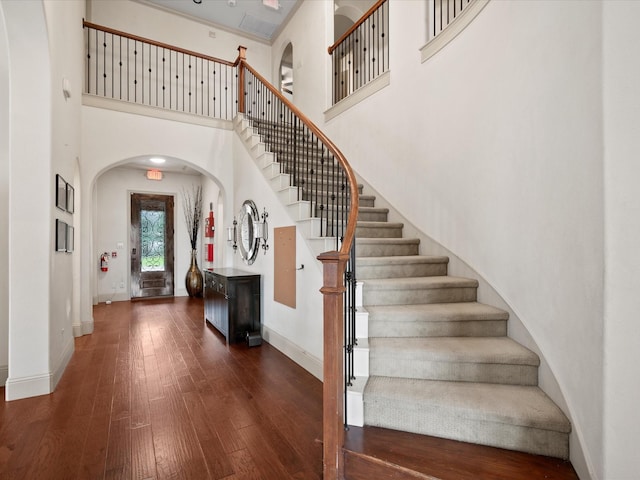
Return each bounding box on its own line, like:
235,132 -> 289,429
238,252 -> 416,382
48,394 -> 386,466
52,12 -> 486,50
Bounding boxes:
201,177 -> 223,270
602,2 -> 640,478
0,2 -> 9,385
0,0 -> 83,400
231,134 -> 325,375
2,0 -> 53,400
277,0 -> 608,478
271,0 -> 333,122
43,0 -> 84,393
96,167 -> 203,302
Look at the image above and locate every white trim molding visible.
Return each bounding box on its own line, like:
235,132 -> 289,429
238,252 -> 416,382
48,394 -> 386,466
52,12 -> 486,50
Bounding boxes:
50,338 -> 75,391
420,0 -> 490,63
83,94 -> 234,131
5,373 -> 51,401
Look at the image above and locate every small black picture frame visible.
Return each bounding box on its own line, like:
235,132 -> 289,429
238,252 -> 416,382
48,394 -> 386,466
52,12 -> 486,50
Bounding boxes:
56,174 -> 67,211
66,183 -> 75,214
56,219 -> 67,252
66,224 -> 74,253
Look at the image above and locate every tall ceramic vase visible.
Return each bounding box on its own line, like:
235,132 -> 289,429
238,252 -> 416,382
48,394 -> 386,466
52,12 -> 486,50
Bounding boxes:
185,249 -> 203,297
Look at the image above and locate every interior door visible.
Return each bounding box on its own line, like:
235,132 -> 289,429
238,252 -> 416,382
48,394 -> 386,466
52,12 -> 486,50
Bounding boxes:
130,193 -> 175,298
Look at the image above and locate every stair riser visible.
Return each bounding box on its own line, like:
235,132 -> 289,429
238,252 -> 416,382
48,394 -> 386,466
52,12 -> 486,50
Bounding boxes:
287,201 -> 312,221
297,218 -> 324,238
363,401 -> 569,459
277,187 -> 300,205
301,193 -> 362,205
368,320 -> 507,338
359,196 -> 376,208
369,357 -> 538,385
357,211 -> 388,222
356,242 -> 420,257
274,152 -> 339,165
257,152 -> 277,169
270,174 -> 291,191
363,287 -> 477,306
358,263 -> 447,280
356,225 -> 403,238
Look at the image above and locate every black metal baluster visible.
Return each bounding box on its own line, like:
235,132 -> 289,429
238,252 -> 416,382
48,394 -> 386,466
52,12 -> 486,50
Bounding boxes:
162,48 -> 165,108
110,33 -> 114,98
85,26 -> 90,94
95,29 -> 99,96
154,44 -> 157,107
141,41 -> 144,104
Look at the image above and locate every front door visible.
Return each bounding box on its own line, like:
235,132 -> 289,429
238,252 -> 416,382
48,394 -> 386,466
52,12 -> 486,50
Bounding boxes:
130,193 -> 175,298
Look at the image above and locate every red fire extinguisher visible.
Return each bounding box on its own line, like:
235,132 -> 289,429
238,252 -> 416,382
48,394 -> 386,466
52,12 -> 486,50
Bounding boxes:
206,204 -> 215,262
100,252 -> 109,272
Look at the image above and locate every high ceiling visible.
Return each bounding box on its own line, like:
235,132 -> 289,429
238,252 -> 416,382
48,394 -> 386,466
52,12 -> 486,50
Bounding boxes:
142,0 -> 301,42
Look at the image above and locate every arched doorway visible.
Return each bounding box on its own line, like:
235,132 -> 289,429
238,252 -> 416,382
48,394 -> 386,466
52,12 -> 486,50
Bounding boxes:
280,42 -> 293,102
90,156 -> 228,305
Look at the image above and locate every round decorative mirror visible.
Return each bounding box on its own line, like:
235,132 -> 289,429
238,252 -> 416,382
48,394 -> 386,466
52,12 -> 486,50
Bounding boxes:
237,200 -> 260,265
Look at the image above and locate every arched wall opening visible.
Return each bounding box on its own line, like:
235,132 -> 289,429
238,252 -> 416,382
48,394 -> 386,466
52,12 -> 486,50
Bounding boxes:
79,104 -> 237,335
280,42 -> 294,103
89,157 -> 229,305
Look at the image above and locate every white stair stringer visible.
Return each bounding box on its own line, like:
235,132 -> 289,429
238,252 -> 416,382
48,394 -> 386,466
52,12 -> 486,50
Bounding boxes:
234,115 -> 348,259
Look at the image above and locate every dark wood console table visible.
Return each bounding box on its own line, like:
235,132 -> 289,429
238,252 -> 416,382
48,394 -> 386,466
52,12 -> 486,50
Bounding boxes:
204,268 -> 261,344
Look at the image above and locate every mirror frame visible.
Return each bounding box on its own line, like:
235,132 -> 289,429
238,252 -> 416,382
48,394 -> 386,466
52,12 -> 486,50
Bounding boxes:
237,199 -> 260,265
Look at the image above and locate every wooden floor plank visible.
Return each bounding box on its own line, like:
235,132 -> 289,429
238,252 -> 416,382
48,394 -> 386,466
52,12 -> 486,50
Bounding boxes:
130,424 -> 157,480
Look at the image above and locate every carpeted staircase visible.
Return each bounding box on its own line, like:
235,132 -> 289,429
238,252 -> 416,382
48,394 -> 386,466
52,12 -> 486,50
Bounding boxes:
234,115 -> 571,460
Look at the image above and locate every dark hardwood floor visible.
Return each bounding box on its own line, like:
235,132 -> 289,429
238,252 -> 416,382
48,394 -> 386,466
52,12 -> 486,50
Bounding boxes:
0,297 -> 579,479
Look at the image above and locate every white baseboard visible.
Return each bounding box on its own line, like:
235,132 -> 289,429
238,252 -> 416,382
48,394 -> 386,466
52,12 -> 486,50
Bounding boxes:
82,319 -> 94,335
51,338 -> 74,391
98,292 -> 130,303
5,372 -> 51,401
4,338 -> 74,401
261,325 -> 323,381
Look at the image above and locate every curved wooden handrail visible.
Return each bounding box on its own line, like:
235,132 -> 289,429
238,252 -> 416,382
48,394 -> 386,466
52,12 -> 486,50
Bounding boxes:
239,60 -> 360,256
327,0 -> 387,55
83,20 -> 239,67
240,57 -> 359,480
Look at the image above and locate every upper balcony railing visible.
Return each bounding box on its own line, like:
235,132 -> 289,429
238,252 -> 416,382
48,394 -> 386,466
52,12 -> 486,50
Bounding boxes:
328,0 -> 389,105
429,0 -> 474,39
83,21 -> 238,121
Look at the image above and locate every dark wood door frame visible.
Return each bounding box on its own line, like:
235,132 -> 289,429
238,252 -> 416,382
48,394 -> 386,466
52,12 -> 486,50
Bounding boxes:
130,193 -> 175,299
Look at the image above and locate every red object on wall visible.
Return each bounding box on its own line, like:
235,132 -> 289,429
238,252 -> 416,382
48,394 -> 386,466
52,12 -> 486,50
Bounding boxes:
205,210 -> 215,238
100,253 -> 109,272
207,243 -> 214,262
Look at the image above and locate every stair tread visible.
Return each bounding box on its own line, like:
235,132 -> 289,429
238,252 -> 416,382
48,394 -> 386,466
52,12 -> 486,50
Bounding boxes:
370,337 -> 539,366
365,377 -> 571,433
366,302 -> 509,322
364,276 -> 479,290
357,221 -> 403,228
357,238 -> 420,245
357,206 -> 389,213
357,255 -> 448,266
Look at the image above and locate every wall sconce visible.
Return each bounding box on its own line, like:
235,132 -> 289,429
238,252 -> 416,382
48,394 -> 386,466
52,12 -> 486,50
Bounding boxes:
227,217 -> 238,253
256,208 -> 269,254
